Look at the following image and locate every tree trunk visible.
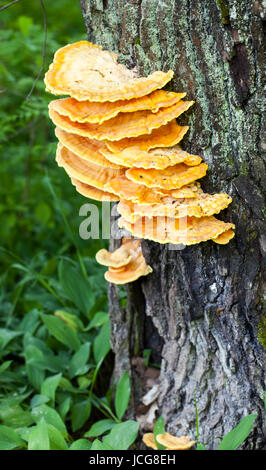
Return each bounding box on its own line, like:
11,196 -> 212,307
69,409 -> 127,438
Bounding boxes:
80,0 -> 265,449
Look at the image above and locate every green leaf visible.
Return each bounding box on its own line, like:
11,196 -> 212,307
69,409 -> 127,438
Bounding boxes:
41,313 -> 80,351
28,420 -> 50,450
0,328 -> 22,350
54,310 -> 80,330
0,425 -> 25,450
17,16 -> 33,36
69,342 -> 91,379
41,373 -> 62,404
58,260 -> 94,316
47,424 -> 68,450
69,439 -> 92,450
30,394 -> 50,408
0,360 -> 12,375
103,421 -> 139,450
31,404 -> 67,437
84,312 -> 109,331
71,399 -> 91,432
84,419 -> 116,438
93,320 -> 111,363
58,396 -> 71,420
115,372 -> 131,420
35,202 -> 51,225
90,439 -> 110,450
153,415 -> 166,450
196,443 -> 206,450
217,414 -> 257,450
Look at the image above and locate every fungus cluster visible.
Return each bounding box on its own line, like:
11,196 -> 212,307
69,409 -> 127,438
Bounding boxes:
95,239 -> 152,284
45,41 -> 235,283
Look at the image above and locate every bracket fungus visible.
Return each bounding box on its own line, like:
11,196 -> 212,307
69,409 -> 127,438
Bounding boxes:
48,90 -> 186,124
95,239 -> 153,285
49,99 -> 194,141
101,144 -> 202,169
44,41 -> 174,102
143,432 -> 195,450
45,40 -> 235,284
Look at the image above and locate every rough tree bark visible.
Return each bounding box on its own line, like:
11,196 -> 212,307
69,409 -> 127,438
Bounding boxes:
80,0 -> 265,448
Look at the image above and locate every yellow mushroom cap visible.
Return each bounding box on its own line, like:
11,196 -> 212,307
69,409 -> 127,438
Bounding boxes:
49,100 -> 193,142
55,143 -> 125,193
55,127 -> 123,170
104,251 -> 153,284
48,91 -> 186,124
44,41 -> 174,102
95,239 -> 152,284
106,120 -> 189,153
102,144 -> 202,170
118,215 -> 235,246
95,239 -> 141,268
212,229 -> 235,244
117,192 -> 232,222
142,433 -> 158,450
156,433 -> 196,450
126,162 -> 208,190
71,178 -> 119,202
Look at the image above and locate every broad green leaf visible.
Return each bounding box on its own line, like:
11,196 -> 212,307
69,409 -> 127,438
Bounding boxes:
58,396 -> 71,420
90,439 -> 110,450
217,414 -> 257,450
103,421 -> 139,450
85,419 -> 116,438
17,16 -> 33,36
58,260 -> 94,316
93,321 -> 111,363
69,439 -> 92,450
0,425 -> 25,450
0,402 -> 33,428
26,363 -> 45,391
41,373 -> 62,404
34,202 -> 51,225
71,399 -> 91,432
30,394 -> 50,408
84,312 -> 109,331
0,361 -> 12,375
54,310 -> 80,330
47,424 -> 68,450
41,313 -> 80,351
196,443 -> 206,450
115,372 -> 131,420
69,342 -> 91,379
153,416 -> 166,450
0,328 -> 22,350
31,404 -> 67,437
28,420 -> 50,450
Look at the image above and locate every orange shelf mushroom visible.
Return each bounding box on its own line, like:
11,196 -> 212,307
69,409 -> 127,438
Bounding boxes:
118,215 -> 235,246
49,100 -> 194,141
126,162 -> 208,190
49,90 -> 186,124
55,127 -> 123,170
95,239 -> 152,285
44,41 -> 174,102
105,120 -> 189,153
71,178 -> 119,202
117,192 -> 232,222
45,40 -> 235,280
143,432 -> 195,450
101,144 -> 202,169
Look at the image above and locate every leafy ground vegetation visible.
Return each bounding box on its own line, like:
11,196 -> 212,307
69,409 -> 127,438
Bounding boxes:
0,1 -> 263,451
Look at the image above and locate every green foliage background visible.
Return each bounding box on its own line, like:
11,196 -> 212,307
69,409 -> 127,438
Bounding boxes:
0,0 -> 122,449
